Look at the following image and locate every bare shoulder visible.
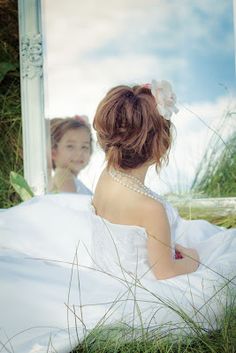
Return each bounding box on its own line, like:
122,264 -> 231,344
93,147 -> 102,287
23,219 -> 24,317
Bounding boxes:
138,197 -> 170,238
140,197 -> 167,218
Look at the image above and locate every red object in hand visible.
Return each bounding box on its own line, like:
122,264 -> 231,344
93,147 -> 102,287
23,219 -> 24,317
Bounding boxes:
175,249 -> 183,259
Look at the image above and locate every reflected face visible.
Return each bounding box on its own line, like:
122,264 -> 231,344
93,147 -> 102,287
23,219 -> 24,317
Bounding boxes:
52,128 -> 91,176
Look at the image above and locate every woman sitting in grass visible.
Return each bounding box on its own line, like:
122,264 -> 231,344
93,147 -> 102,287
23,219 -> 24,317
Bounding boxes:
0,80 -> 235,353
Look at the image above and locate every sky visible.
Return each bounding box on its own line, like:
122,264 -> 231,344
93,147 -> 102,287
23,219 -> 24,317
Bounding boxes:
42,0 -> 236,195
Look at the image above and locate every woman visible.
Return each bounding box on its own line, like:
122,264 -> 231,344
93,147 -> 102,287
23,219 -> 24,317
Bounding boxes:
92,82 -> 199,279
0,80 -> 235,353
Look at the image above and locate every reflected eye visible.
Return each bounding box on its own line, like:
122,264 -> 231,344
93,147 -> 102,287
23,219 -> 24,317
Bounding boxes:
66,144 -> 74,149
82,145 -> 90,150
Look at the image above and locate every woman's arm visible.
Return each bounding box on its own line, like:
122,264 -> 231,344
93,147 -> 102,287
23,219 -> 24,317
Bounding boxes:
51,168 -> 77,193
141,200 -> 199,280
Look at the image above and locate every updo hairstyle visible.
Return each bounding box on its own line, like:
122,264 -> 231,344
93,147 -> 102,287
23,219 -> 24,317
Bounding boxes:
93,85 -> 173,170
50,117 -> 93,169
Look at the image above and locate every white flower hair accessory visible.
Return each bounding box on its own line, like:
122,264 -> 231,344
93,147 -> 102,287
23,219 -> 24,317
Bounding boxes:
143,80 -> 179,120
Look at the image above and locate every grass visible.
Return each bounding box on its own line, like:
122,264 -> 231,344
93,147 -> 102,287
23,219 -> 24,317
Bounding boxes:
178,206 -> 236,228
0,76 -> 23,208
0,0 -> 23,208
192,109 -> 236,198
72,321 -> 236,353
71,273 -> 236,353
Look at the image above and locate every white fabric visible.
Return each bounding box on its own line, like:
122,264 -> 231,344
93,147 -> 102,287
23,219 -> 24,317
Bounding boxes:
74,178 -> 92,195
0,193 -> 235,353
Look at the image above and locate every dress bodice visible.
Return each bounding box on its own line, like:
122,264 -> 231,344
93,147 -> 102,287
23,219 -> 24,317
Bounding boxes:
90,196 -> 180,281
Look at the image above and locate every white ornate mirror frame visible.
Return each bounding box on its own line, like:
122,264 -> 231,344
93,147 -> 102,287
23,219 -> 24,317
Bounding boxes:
18,0 -> 50,195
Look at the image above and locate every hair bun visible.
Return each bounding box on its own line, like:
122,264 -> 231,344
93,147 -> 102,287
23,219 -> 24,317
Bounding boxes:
93,85 -> 172,170
106,145 -> 122,168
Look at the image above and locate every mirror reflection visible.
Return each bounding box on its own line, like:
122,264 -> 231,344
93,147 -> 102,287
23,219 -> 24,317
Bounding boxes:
42,0 -> 236,198
49,116 -> 93,194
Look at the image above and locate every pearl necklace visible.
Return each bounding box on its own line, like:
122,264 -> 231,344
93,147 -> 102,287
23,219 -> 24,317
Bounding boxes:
108,169 -> 161,202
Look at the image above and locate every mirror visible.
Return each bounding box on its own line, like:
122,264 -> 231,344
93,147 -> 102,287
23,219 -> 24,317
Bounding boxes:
19,0 -> 236,202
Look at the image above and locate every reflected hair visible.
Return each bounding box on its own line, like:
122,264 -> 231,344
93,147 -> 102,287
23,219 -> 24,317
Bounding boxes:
93,85 -> 173,170
50,116 -> 93,169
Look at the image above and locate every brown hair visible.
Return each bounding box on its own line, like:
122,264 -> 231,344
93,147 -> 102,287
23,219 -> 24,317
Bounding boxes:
93,85 -> 173,170
50,116 -> 93,169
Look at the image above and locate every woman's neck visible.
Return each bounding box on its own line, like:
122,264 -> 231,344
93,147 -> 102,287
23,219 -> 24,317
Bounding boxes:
109,164 -> 149,184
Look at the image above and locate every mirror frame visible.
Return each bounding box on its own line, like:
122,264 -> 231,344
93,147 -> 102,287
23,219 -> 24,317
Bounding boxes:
17,0 -> 236,210
18,0 -> 50,195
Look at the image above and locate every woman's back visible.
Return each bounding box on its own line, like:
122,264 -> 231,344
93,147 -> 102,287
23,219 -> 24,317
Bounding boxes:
92,168 -> 181,280
93,168 -> 162,229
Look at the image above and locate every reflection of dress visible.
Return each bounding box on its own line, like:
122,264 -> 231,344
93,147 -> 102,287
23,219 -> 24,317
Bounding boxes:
0,193 -> 235,353
74,177 -> 92,195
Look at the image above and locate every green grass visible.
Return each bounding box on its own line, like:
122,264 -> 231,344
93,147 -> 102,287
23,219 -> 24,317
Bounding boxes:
0,0 -> 23,208
178,206 -> 236,228
0,76 -> 23,207
192,111 -> 236,198
71,298 -> 236,353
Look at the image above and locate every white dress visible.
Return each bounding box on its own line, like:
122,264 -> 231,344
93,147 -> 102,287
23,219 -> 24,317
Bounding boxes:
74,177 -> 92,195
0,193 -> 235,353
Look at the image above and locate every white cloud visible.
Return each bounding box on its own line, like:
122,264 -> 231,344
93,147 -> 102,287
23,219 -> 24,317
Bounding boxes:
42,0 -> 233,67
44,52 -> 188,118
42,0 -> 234,116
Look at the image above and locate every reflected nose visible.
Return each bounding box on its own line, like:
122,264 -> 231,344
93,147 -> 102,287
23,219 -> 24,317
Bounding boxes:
72,147 -> 85,160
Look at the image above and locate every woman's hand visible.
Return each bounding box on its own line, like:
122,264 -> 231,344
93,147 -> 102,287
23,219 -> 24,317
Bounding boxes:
175,244 -> 200,270
51,168 -> 77,193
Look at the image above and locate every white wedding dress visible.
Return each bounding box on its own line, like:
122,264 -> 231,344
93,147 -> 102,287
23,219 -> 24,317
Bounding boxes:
0,193 -> 235,353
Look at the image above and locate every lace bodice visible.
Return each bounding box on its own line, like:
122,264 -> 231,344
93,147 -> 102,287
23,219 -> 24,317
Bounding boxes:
90,197 -> 180,281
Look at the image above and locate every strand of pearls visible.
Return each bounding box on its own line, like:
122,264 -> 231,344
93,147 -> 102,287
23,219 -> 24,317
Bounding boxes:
108,169 -> 161,202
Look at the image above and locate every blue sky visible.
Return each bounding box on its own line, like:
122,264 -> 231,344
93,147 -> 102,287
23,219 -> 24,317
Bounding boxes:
82,0 -> 235,103
43,0 -> 236,194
